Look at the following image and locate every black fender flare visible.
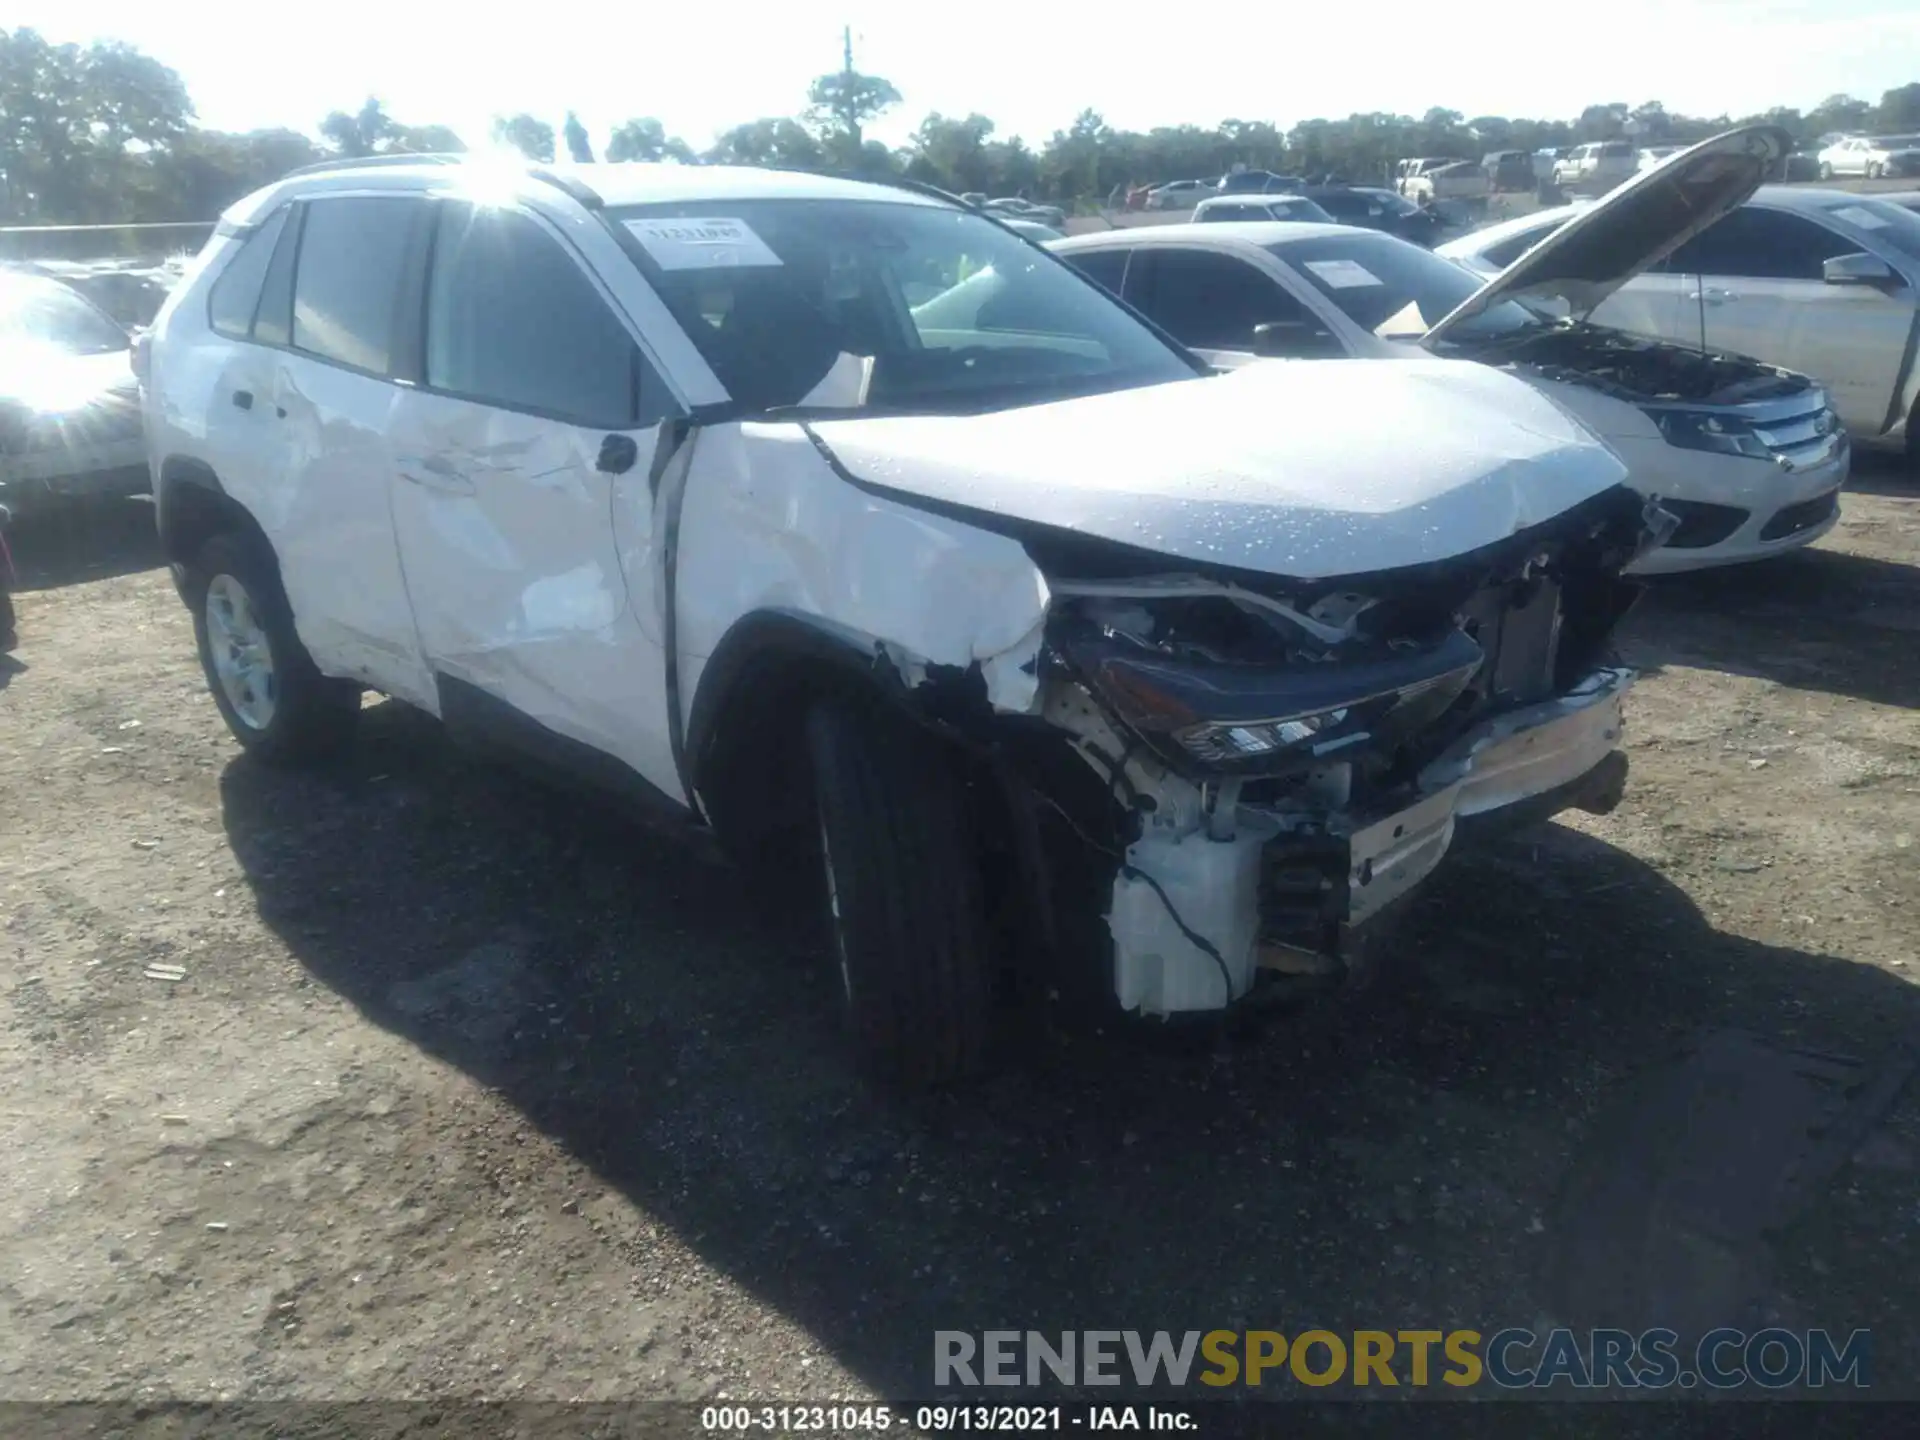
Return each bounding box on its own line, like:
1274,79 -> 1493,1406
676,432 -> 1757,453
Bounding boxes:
683,608 -> 925,806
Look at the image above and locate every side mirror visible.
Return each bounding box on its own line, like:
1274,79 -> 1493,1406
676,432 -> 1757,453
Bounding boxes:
1251,321 -> 1346,359
1823,252 -> 1896,286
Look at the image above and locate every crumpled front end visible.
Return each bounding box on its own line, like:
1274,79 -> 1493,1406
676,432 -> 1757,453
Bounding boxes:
1018,484 -> 1663,1017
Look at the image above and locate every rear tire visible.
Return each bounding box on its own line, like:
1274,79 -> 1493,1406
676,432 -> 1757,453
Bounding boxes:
188,532 -> 360,765
806,697 -> 993,1087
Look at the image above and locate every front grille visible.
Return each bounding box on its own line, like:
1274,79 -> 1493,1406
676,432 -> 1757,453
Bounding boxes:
1750,401 -> 1841,464
1661,499 -> 1749,549
1759,490 -> 1839,542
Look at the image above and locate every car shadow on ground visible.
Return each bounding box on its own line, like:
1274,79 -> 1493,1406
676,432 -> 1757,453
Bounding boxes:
1625,544 -> 1920,710
218,700 -> 1920,1403
4,498 -> 163,591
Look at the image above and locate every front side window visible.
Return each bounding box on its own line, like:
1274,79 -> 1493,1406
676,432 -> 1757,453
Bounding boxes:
291,196 -> 422,375
1271,231 -> 1544,342
209,206 -> 290,340
0,274 -> 128,356
1665,206 -> 1855,280
426,203 -> 669,429
609,197 -> 1197,416
1130,248 -> 1324,351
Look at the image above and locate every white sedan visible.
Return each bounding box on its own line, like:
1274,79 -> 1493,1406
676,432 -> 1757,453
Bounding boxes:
1048,126 -> 1852,575
1440,186 -> 1920,469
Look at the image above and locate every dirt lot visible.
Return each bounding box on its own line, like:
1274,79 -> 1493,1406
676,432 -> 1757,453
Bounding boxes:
2,465 -> 1918,1411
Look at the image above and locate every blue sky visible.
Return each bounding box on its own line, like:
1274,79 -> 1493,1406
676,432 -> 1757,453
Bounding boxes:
22,0 -> 1919,151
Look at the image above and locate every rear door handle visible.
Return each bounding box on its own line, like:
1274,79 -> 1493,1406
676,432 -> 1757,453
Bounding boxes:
1687,288 -> 1738,305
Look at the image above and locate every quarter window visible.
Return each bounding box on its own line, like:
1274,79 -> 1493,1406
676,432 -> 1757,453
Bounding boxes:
208,206 -> 289,340
425,203 -> 669,428
291,196 -> 421,375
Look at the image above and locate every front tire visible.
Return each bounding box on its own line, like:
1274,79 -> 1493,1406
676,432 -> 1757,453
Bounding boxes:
806,697 -> 993,1087
189,532 -> 360,764
1819,162 -> 1834,181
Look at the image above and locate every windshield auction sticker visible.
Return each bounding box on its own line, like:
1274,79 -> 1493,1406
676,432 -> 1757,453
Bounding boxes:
623,217 -> 785,269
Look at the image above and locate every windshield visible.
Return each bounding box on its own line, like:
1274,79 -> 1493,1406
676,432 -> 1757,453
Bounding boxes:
609,198 -> 1196,416
1360,190 -> 1419,217
0,275 -> 129,356
1809,195 -> 1920,262
1267,230 -> 1546,341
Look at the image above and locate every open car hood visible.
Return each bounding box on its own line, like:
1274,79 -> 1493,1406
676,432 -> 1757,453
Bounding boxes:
1423,125 -> 1792,346
807,359 -> 1630,582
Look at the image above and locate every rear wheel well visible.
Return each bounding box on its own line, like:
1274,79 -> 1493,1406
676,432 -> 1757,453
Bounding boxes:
157,460 -> 275,577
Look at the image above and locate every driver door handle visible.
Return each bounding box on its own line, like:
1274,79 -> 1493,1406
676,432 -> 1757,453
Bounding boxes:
1688,288 -> 1739,305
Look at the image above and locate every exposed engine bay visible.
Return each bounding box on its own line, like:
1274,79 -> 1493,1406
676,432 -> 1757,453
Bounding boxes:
1437,321 -> 1812,406
992,485 -> 1663,1019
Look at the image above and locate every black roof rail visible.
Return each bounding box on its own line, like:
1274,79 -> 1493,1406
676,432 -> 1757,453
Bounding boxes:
280,153 -> 603,209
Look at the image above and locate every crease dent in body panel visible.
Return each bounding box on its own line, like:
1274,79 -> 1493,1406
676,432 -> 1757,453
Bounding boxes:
674,422 -> 1053,715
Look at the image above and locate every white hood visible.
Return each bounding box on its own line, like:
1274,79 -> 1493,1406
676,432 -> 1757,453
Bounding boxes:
809,359 -> 1630,581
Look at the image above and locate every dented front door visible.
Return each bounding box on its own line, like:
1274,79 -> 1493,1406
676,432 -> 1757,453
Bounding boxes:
386,200 -> 684,802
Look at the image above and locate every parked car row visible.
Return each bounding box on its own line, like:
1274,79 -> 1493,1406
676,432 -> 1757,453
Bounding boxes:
1816,134 -> 1920,180
1053,127 -> 1857,573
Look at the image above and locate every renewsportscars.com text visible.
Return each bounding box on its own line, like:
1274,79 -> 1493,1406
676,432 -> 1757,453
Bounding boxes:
934,1328 -> 1871,1390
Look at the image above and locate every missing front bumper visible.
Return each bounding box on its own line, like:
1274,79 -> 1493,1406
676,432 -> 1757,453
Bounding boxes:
1341,665 -> 1633,927
1104,667 -> 1636,1016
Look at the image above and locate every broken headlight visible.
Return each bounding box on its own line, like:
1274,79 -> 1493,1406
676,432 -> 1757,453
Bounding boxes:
1651,409 -> 1772,460
1062,625 -> 1486,775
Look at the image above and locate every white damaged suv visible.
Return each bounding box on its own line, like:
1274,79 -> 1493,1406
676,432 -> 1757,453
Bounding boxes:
144,158 -> 1668,1084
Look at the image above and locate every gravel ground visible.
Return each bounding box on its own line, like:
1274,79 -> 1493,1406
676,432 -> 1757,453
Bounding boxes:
2,466 -> 1918,1414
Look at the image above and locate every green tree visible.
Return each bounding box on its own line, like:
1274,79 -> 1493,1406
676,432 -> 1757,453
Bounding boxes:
706,117 -> 823,168
386,123 -> 465,154
563,110 -> 593,163
1878,84 -> 1920,132
806,28 -> 900,170
319,97 -> 392,157
491,113 -> 555,162
605,117 -> 695,163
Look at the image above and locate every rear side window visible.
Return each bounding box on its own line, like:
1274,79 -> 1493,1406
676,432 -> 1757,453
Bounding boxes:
426,202 -> 670,429
292,196 -> 421,375
208,206 -> 289,340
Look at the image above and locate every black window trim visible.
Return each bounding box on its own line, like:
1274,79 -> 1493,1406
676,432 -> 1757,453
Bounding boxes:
200,187 -> 691,427
407,196 -> 685,432
207,192 -> 431,384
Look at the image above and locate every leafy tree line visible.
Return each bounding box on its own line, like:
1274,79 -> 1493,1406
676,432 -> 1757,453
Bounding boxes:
3,25 -> 1917,227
